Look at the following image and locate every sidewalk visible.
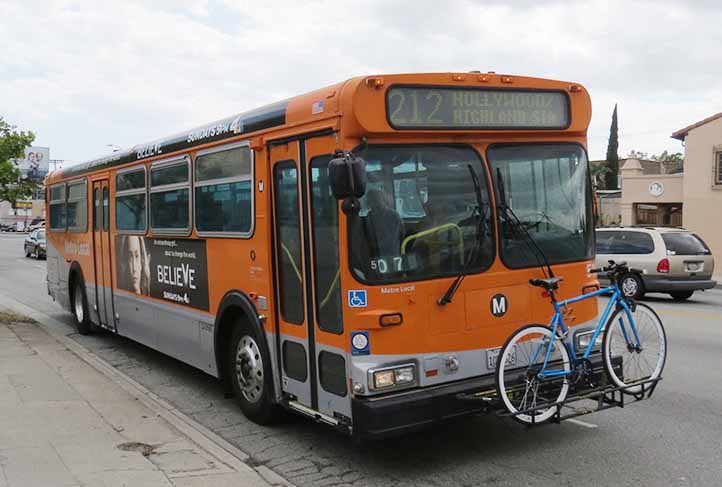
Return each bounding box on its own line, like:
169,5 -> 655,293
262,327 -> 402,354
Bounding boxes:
0,308 -> 283,487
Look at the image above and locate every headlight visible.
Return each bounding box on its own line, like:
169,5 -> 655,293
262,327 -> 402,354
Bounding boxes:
575,330 -> 603,353
369,364 -> 416,391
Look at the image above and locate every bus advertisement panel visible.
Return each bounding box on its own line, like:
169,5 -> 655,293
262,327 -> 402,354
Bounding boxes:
115,236 -> 209,311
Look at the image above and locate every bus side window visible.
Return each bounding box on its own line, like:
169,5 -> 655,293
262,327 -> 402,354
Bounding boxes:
194,144 -> 253,236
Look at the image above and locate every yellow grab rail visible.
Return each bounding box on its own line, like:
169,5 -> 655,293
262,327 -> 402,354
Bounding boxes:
401,223 -> 464,265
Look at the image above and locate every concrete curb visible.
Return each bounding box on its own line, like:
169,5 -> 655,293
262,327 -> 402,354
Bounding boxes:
0,293 -> 296,487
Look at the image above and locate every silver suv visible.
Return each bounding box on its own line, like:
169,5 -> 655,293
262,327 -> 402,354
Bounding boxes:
595,227 -> 716,300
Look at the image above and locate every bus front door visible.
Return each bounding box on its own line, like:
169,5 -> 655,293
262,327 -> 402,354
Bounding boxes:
271,135 -> 348,420
271,143 -> 314,408
92,179 -> 116,332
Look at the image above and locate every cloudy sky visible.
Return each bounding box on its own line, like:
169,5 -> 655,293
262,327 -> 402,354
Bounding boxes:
1,0 -> 720,166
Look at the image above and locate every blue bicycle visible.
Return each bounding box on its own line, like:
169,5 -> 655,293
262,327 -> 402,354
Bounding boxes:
495,261 -> 667,424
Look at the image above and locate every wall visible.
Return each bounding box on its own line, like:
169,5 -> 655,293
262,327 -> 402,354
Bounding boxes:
682,116 -> 722,267
619,172 -> 684,226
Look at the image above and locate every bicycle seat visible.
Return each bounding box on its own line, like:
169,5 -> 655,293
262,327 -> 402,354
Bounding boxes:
529,276 -> 564,290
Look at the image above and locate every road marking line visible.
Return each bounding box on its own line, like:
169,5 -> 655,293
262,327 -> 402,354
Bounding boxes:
567,418 -> 598,428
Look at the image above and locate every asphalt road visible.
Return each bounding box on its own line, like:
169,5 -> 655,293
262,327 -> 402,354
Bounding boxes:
1,232 -> 721,487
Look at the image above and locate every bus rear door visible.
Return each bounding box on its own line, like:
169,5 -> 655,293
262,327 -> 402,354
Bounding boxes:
92,179 -> 116,331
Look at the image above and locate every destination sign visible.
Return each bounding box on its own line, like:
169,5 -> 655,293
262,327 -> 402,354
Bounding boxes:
387,87 -> 569,129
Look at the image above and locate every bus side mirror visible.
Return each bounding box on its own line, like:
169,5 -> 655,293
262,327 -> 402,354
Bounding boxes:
328,152 -> 367,200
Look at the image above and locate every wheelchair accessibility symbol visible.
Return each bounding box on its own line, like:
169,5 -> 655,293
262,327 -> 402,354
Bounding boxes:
348,290 -> 368,308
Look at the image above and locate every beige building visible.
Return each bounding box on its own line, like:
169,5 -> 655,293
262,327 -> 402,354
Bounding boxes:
592,157 -> 683,227
671,112 -> 722,273
618,158 -> 684,227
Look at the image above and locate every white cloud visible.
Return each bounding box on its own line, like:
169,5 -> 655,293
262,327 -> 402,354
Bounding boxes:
1,0 -> 720,163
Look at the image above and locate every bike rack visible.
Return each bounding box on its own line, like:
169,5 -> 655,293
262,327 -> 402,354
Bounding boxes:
498,376 -> 663,425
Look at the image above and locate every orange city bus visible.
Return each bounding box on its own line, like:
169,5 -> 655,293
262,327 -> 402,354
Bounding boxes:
46,72 -> 599,439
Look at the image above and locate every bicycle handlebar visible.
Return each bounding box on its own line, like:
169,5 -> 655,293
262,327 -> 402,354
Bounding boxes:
590,260 -> 643,276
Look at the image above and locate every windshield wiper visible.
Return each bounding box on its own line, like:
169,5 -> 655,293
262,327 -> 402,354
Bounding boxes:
495,168 -> 555,279
438,164 -> 485,306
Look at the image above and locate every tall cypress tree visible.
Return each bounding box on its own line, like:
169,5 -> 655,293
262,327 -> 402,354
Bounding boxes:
604,104 -> 619,190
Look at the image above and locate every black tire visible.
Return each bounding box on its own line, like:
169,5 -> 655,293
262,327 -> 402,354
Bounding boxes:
602,302 -> 666,395
227,317 -> 280,425
33,247 -> 40,260
670,291 -> 693,301
619,273 -> 644,299
71,277 -> 92,335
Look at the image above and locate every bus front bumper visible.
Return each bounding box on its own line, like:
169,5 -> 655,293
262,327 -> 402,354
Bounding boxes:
351,354 -> 612,440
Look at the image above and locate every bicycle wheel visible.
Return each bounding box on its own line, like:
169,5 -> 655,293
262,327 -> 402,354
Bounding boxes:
603,302 -> 667,394
496,325 -> 571,425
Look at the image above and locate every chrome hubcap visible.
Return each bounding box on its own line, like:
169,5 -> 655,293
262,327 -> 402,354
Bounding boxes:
74,284 -> 84,323
622,278 -> 638,296
235,335 -> 264,403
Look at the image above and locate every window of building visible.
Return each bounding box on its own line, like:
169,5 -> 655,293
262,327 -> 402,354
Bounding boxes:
194,143 -> 253,235
66,179 -> 88,232
716,152 -> 722,186
116,166 -> 147,233
150,157 -> 190,232
49,183 -> 66,231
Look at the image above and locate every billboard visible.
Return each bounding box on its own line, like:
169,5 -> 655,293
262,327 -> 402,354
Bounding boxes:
13,146 -> 50,181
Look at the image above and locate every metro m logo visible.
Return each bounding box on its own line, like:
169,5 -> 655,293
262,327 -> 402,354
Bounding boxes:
490,294 -> 508,317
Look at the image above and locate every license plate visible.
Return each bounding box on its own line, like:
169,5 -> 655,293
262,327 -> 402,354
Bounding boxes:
487,346 -> 516,370
685,262 -> 702,272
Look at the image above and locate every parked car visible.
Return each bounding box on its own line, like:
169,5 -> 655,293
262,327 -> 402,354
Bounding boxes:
27,220 -> 45,232
24,229 -> 46,259
595,226 -> 716,300
0,223 -> 17,232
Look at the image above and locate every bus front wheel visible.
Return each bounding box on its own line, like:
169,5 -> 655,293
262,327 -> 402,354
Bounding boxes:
71,278 -> 92,335
227,317 -> 280,425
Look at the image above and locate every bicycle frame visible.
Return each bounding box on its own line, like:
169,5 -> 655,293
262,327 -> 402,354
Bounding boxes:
534,282 -> 641,379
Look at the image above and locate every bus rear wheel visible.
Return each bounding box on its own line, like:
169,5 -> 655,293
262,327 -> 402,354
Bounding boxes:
227,318 -> 280,425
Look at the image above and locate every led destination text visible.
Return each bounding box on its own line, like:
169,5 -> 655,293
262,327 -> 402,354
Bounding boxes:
387,87 -> 569,129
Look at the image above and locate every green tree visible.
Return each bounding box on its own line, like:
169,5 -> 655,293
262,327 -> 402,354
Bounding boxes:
0,118 -> 37,206
603,104 -> 619,190
651,150 -> 683,163
590,162 -> 611,190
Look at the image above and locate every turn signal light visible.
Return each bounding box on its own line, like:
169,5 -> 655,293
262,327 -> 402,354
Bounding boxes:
501,75 -> 513,83
451,73 -> 466,81
380,313 -> 403,327
365,77 -> 385,88
569,84 -> 583,92
657,258 -> 670,273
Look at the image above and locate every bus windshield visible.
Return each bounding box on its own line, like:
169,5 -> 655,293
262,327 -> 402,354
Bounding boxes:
488,143 -> 593,268
348,145 -> 495,284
